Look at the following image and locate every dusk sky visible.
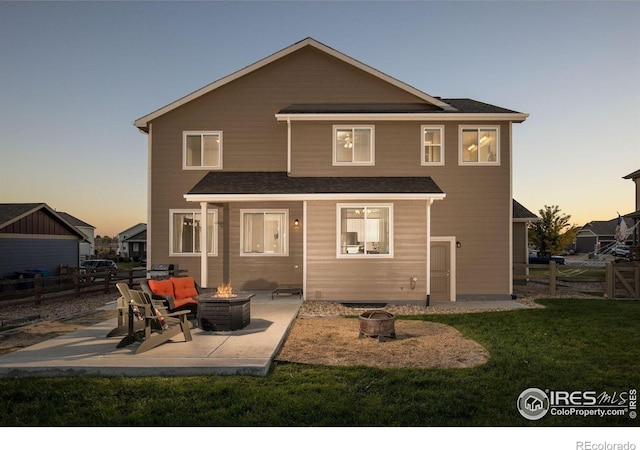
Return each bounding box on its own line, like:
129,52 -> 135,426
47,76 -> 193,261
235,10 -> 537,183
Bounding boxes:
1,1 -> 638,237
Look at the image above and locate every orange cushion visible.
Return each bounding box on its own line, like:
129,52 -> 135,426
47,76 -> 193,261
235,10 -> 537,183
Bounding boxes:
171,277 -> 198,300
173,297 -> 198,309
148,279 -> 174,297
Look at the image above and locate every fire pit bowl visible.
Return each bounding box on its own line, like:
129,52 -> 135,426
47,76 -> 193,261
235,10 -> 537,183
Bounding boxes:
358,310 -> 396,342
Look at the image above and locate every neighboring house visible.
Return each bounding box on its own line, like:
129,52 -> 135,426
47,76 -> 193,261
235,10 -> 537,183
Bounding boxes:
0,203 -> 85,279
623,169 -> 640,252
575,217 -> 634,254
58,212 -> 96,261
117,223 -> 147,261
512,200 -> 538,282
133,37 -> 529,303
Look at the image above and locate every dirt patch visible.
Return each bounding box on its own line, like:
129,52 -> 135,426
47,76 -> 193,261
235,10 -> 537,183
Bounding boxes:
0,310 -> 116,356
276,317 -> 489,369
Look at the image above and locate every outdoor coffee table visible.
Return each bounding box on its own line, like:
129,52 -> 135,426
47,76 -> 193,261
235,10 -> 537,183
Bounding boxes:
195,292 -> 254,331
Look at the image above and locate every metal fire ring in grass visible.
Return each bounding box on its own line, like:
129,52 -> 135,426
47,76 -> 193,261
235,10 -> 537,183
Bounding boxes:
358,310 -> 396,343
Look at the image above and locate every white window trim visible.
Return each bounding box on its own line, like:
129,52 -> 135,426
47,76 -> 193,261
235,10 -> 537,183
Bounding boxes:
336,203 -> 394,258
240,209 -> 289,257
183,131 -> 223,170
421,125 -> 445,166
458,125 -> 500,166
169,209 -> 218,257
332,125 -> 375,166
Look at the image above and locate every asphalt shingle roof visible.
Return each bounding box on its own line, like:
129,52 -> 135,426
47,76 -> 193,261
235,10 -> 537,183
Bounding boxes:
0,203 -> 45,228
623,169 -> 640,180
188,172 -> 443,196
58,212 -> 94,229
513,200 -> 537,220
277,99 -> 524,115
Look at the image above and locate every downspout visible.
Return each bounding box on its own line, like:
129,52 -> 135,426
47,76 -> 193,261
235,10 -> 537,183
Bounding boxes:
200,201 -> 209,288
426,199 -> 433,306
303,200 -> 307,300
146,123 -> 153,273
287,117 -> 292,175
509,122 -> 514,298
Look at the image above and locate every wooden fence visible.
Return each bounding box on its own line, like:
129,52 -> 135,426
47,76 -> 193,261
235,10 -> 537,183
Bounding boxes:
605,262 -> 640,299
513,261 -> 640,299
0,266 -> 149,305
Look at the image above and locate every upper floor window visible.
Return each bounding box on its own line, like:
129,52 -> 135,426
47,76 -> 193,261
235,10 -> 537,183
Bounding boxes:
241,210 -> 289,256
333,126 -> 374,166
421,126 -> 444,165
183,131 -> 222,169
459,126 -> 499,165
170,209 -> 217,256
337,204 -> 393,258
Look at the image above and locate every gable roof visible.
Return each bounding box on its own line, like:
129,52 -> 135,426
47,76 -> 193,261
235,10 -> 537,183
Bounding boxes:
0,203 -> 85,238
118,223 -> 147,237
134,37 -> 465,132
0,203 -> 45,228
513,200 -> 538,221
58,212 -> 95,229
122,228 -> 147,243
185,172 -> 444,202
579,216 -> 634,236
623,169 -> 640,180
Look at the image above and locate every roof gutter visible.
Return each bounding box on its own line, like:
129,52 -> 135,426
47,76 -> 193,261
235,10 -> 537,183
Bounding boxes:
184,193 -> 446,203
275,112 -> 529,123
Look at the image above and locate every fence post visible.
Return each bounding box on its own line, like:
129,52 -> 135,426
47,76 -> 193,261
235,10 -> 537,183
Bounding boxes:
74,268 -> 81,297
128,269 -> 134,288
34,273 -> 42,303
549,261 -> 557,297
605,262 -> 613,299
104,271 -> 111,293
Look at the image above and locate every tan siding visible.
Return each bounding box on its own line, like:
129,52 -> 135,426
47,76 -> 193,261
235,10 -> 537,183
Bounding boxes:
146,44 -> 517,298
148,46 -> 430,286
428,123 -> 512,296
225,202 -> 304,290
513,222 -> 528,283
512,223 -> 528,264
306,200 -> 427,302
293,120 -> 514,297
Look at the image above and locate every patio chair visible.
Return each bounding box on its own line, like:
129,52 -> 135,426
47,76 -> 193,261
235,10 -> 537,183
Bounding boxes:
111,283 -> 193,354
106,283 -> 148,338
139,277 -> 202,315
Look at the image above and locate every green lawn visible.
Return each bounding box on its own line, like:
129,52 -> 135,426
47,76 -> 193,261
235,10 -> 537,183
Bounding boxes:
0,298 -> 637,426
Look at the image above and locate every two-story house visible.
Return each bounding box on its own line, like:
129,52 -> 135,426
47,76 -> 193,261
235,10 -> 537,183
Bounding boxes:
134,38 -> 528,304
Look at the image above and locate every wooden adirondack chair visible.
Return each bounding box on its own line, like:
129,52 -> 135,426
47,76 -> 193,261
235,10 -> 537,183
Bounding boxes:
111,283 -> 193,354
107,283 -> 148,338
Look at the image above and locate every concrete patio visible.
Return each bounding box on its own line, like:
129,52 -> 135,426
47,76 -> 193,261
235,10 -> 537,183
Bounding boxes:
0,292 -> 530,378
0,291 -> 303,377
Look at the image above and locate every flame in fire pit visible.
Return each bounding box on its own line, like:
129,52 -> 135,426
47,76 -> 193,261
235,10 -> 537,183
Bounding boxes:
216,282 -> 235,298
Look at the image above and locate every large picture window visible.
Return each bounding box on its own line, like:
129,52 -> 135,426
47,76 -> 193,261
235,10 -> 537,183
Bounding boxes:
459,126 -> 499,165
422,125 -> 444,165
337,204 -> 393,257
241,210 -> 288,256
333,126 -> 374,165
170,209 -> 217,256
183,131 -> 222,169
